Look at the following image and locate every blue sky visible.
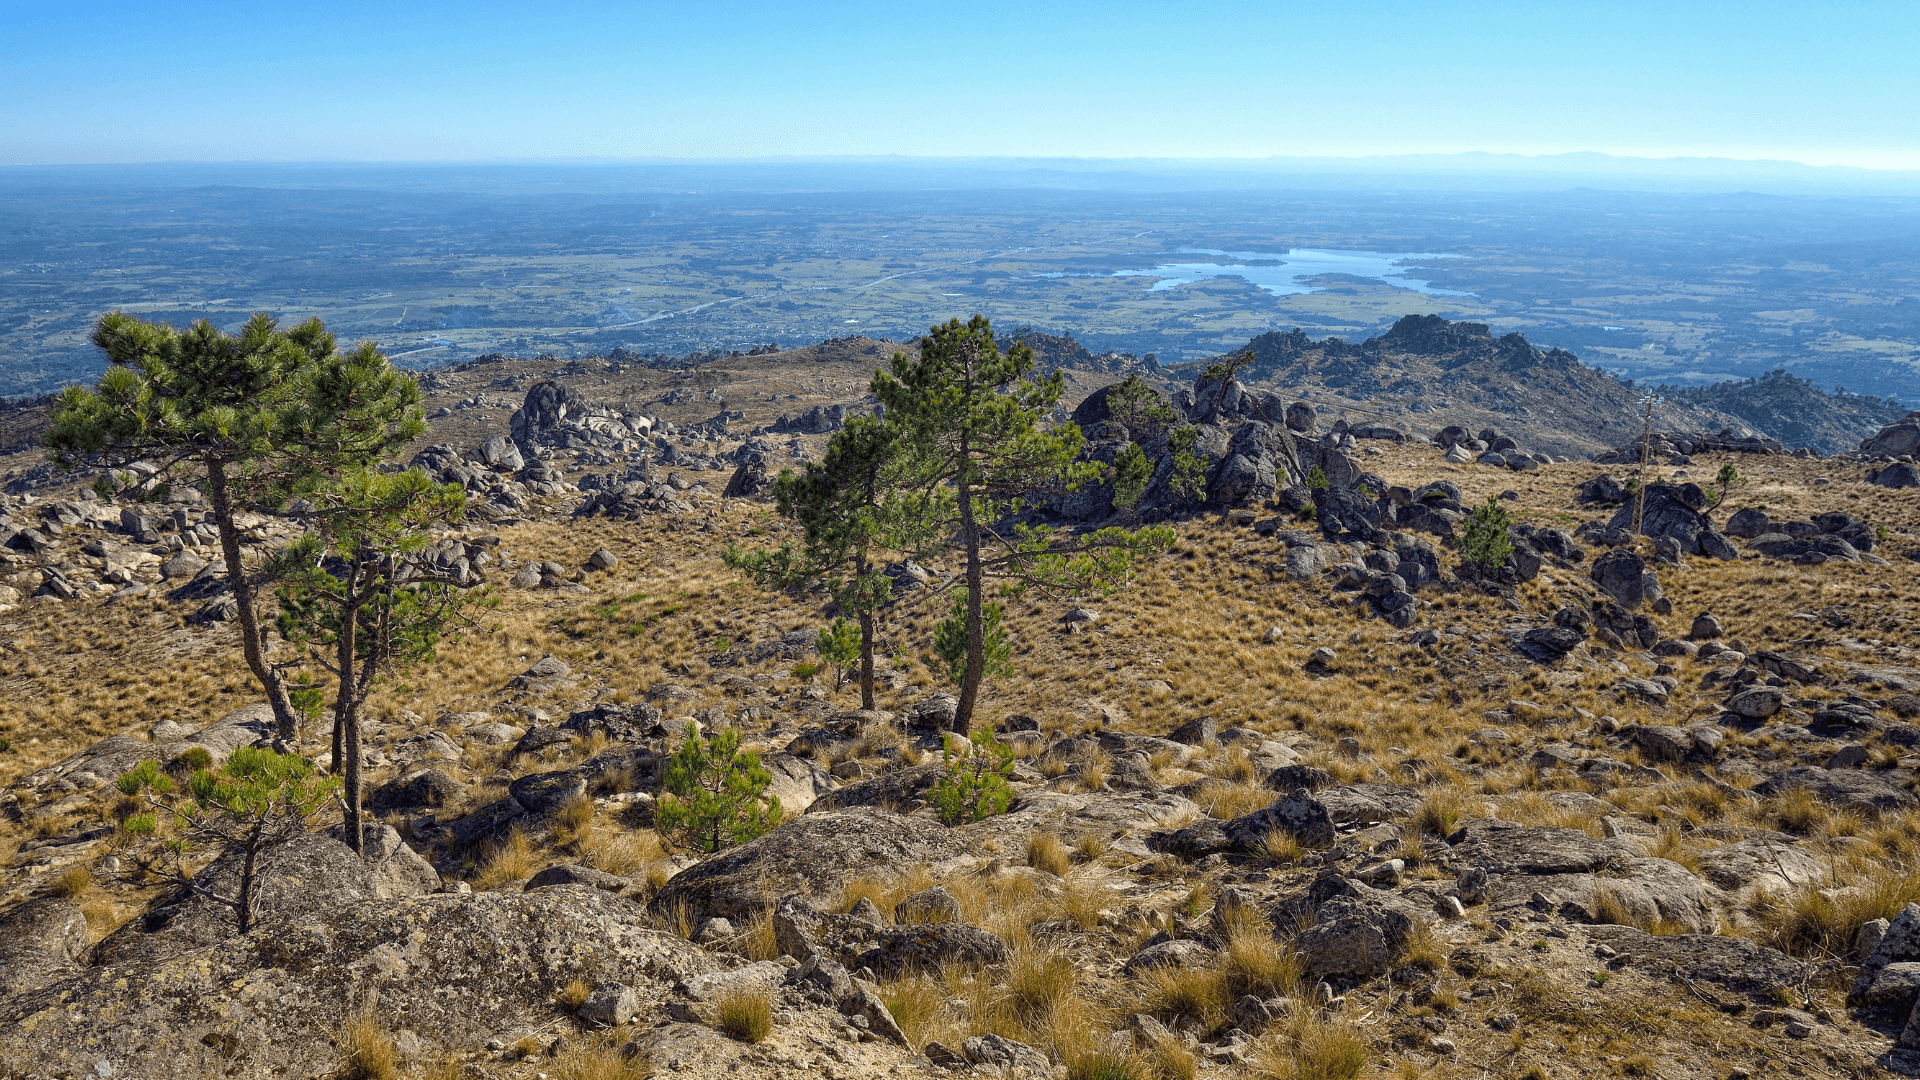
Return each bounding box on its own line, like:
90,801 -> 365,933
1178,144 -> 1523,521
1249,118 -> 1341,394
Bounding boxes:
3,0 -> 1917,168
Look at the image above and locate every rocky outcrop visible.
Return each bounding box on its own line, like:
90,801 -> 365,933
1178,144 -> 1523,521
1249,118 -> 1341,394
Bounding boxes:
649,808 -> 970,920
1860,411 -> 1920,458
93,825 -> 440,968
509,380 -> 653,454
12,702 -> 276,797
0,886 -> 717,1080
0,897 -> 90,995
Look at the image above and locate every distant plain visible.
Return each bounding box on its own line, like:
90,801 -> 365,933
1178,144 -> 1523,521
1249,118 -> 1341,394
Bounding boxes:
2,164 -> 1917,402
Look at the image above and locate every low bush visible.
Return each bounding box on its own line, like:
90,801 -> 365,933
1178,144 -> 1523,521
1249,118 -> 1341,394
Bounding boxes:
930,728 -> 1015,825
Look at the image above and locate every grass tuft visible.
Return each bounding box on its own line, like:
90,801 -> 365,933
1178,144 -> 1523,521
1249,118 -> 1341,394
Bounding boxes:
339,1006 -> 400,1080
715,986 -> 774,1043
1027,833 -> 1072,876
48,864 -> 92,898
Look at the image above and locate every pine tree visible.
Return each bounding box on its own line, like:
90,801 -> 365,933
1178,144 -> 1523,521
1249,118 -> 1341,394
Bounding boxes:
270,467 -> 488,853
874,315 -> 1175,732
46,313 -> 424,745
726,415 -> 932,709
816,617 -> 860,691
115,747 -> 341,933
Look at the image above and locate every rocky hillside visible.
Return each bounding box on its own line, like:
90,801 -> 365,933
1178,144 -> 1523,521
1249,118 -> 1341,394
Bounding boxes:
4,348 -> 1920,1078
999,328 -> 1149,376
1656,370 -> 1908,457
1187,316 -> 1754,459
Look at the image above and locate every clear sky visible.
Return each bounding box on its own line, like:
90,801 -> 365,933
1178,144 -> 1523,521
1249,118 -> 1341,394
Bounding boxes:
4,0 -> 1917,169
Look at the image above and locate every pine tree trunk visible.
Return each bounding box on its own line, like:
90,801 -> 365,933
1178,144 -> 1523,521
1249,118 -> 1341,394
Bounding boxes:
855,549 -> 876,711
237,822 -> 264,934
954,437 -> 985,735
337,565 -> 364,856
205,456 -> 300,744
858,610 -> 876,711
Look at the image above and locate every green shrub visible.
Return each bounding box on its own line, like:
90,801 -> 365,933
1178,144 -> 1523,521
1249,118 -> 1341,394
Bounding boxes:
1105,374 -> 1178,441
816,617 -> 859,689
1457,497 -> 1514,570
930,728 -> 1015,825
933,596 -> 1011,686
790,661 -> 819,682
655,724 -> 781,853
1304,465 -> 1330,491
1168,426 -> 1208,503
174,746 -> 214,771
1111,441 -> 1153,510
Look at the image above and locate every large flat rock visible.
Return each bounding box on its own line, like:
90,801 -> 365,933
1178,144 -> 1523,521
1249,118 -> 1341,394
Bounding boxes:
1446,818 -> 1630,875
651,807 -> 970,920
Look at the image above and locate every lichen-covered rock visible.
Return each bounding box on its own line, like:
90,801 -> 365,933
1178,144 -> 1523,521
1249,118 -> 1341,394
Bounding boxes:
758,751 -> 838,812
895,887 -> 960,926
771,894 -> 1006,977
0,897 -> 89,995
0,886 -> 716,1079
1486,856 -> 1721,934
1850,962 -> 1920,1011
1865,903 -> 1920,969
13,703 -> 275,796
963,1034 -> 1053,1076
1753,768 -> 1919,816
651,808 -> 970,920
1446,819 -> 1625,875
93,825 -> 438,968
1123,938 -> 1215,976
1693,839 -> 1824,895
367,766 -> 462,812
1294,894 -> 1417,978
807,763 -> 945,813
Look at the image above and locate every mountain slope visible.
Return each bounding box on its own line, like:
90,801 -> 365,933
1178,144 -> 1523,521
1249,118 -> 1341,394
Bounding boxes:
1655,369 -> 1906,455
1187,315 -> 1752,458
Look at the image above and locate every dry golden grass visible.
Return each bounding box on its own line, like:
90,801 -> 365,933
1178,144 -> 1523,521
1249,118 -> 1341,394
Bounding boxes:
471,827 -> 533,891
879,975 -> 946,1049
715,985 -> 773,1043
47,864 -> 91,898
558,977 -> 593,1011
551,793 -> 597,848
546,1034 -> 651,1080
651,897 -> 698,940
583,828 -> 663,876
1247,1012 -> 1370,1080
1751,860 -> 1920,959
1140,962 -> 1231,1032
1219,921 -> 1301,999
1027,833 -> 1072,876
338,1006 -> 400,1080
